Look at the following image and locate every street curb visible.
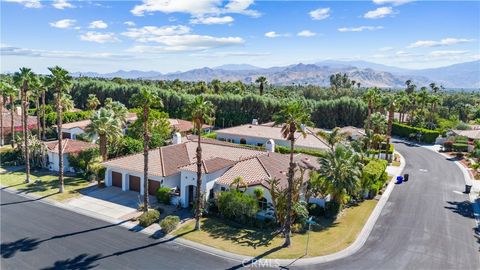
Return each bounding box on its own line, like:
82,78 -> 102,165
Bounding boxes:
0,152 -> 407,266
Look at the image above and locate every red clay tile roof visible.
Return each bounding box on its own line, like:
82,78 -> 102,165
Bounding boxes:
1,110 -> 37,133
43,139 -> 97,154
169,118 -> 211,133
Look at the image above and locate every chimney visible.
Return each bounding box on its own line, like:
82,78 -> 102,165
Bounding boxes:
265,139 -> 275,152
16,106 -> 22,116
173,132 -> 182,144
252,119 -> 259,125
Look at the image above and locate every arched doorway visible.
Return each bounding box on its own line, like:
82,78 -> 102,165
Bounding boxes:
240,138 -> 247,144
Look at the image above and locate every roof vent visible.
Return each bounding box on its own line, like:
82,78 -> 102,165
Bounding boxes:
265,139 -> 275,152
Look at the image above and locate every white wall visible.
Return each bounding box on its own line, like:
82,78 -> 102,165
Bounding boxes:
46,151 -> 74,173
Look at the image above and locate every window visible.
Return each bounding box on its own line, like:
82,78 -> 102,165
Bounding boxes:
258,197 -> 268,210
209,188 -> 214,199
240,138 -> 247,144
221,187 -> 226,191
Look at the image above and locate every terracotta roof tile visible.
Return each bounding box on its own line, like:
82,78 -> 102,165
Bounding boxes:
43,139 -> 97,154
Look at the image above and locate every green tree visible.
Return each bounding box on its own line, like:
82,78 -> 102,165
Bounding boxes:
3,81 -> 17,147
229,176 -> 248,192
316,127 -> 347,150
86,108 -> 122,162
363,87 -> 380,131
130,88 -> 163,212
210,79 -> 222,94
255,76 -> 267,96
39,76 -> 51,140
87,94 -> 100,111
48,66 -> 73,193
188,95 -> 215,231
13,68 -> 36,183
273,100 -> 312,247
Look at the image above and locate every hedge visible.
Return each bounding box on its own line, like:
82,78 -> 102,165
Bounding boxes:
362,159 -> 388,197
392,123 -> 440,144
44,110 -> 94,127
275,145 -> 326,158
138,210 -> 160,227
452,143 -> 468,152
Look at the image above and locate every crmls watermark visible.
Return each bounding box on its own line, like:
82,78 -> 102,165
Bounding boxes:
242,258 -> 281,268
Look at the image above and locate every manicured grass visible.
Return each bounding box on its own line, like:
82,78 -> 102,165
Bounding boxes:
0,169 -> 91,201
0,145 -> 13,153
173,199 -> 377,259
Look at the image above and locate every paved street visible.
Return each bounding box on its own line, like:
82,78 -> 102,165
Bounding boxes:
1,142 -> 479,270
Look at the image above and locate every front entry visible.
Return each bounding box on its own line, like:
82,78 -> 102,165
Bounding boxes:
148,179 -> 160,196
188,185 -> 195,206
129,175 -> 141,192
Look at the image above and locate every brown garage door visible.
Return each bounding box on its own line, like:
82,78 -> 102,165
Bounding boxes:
129,175 -> 141,192
62,132 -> 71,139
148,179 -> 160,196
112,171 -> 122,188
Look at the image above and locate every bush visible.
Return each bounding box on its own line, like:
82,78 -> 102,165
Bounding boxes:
392,123 -> 440,144
275,145 -> 326,158
202,132 -> 217,139
160,215 -> 180,234
156,187 -> 172,205
0,148 -> 23,165
308,203 -> 325,217
138,210 -> 160,227
362,159 -> 388,197
325,201 -> 340,217
452,143 -> 468,152
44,110 -> 93,127
217,190 -> 259,224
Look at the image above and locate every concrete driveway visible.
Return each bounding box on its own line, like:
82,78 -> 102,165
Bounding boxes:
65,187 -> 143,220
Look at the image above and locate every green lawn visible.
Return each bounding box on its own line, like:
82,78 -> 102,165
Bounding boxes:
173,199 -> 377,259
0,169 -> 91,201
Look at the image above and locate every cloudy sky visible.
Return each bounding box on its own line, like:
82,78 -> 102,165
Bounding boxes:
1,0 -> 479,73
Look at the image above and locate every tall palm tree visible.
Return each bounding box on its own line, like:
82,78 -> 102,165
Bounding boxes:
87,94 -> 100,111
4,82 -> 17,147
273,101 -> 311,247
0,80 -> 10,146
363,87 -> 380,131
86,108 -> 122,162
39,76 -> 51,141
48,66 -> 72,193
30,77 -> 42,140
383,93 -> 397,160
210,79 -> 221,94
317,127 -> 347,150
318,144 -> 362,207
189,96 -> 215,231
13,68 -> 36,183
130,88 -> 162,212
255,76 -> 267,96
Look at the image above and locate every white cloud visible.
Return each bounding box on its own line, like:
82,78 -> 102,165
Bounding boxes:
89,20 -> 108,29
372,0 -> 414,6
379,46 -> 394,51
131,0 -> 259,17
49,19 -> 76,29
428,50 -> 468,57
124,21 -> 136,26
80,32 -> 120,43
52,0 -> 74,9
4,0 -> 41,8
127,35 -> 244,52
297,30 -> 316,37
190,16 -> 234,25
338,26 -> 384,32
407,38 -> 475,48
309,8 -> 330,20
364,7 -> 394,19
265,31 -> 289,38
122,25 -> 191,40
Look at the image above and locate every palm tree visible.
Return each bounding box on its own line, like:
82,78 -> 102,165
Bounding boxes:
104,98 -> 128,123
48,66 -> 72,193
189,96 -> 215,231
13,68 -> 36,183
130,88 -> 162,212
30,77 -> 42,140
255,76 -> 267,96
0,80 -> 11,146
87,94 -> 100,111
273,101 -> 311,247
318,144 -> 362,207
229,176 -> 248,192
363,87 -> 380,131
383,93 -> 397,160
317,127 -> 347,150
4,82 -> 17,147
210,79 -> 221,94
61,93 -> 75,112
39,76 -> 51,141
369,112 -> 387,135
86,108 -> 122,162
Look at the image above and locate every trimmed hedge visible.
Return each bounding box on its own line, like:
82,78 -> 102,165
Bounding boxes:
156,187 -> 172,205
392,123 -> 440,144
452,143 -> 468,152
275,145 -> 326,158
45,110 -> 94,127
138,210 -> 160,227
160,215 -> 180,234
362,159 -> 388,198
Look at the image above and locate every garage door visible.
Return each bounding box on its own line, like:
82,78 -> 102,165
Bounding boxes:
112,171 -> 122,188
129,175 -> 141,192
148,179 -> 160,196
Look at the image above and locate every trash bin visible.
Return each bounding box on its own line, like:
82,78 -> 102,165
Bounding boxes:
465,185 -> 472,194
403,174 -> 409,182
396,175 -> 403,184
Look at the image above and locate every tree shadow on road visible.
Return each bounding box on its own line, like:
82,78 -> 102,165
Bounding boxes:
445,200 -> 474,219
0,237 -> 41,258
40,253 -> 101,270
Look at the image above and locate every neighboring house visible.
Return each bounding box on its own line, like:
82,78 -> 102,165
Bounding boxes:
102,135 -> 319,208
1,107 -> 38,137
339,126 -> 366,141
451,129 -> 480,140
168,118 -> 212,135
43,139 -> 97,173
215,121 -> 330,151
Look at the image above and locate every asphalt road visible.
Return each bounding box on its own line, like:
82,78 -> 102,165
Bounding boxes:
1,142 -> 479,270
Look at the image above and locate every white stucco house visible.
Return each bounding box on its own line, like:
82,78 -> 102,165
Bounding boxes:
215,121 -> 330,151
102,135 -> 320,208
43,139 -> 97,173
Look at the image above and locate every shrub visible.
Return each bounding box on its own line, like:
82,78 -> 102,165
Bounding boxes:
138,210 -> 160,227
293,201 -> 309,225
455,122 -> 470,130
217,190 -> 259,224
275,145 -> 326,158
452,143 -> 468,152
160,215 -> 180,234
325,201 -> 340,217
202,132 -> 217,139
291,223 -> 305,234
44,110 -> 93,127
362,159 -> 388,197
156,187 -> 172,205
308,203 -> 325,217
392,123 -> 440,144
0,148 -> 22,165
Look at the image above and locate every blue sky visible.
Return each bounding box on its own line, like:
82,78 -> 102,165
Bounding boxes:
1,0 -> 479,73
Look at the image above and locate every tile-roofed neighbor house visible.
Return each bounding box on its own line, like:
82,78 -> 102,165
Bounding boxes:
1,107 -> 37,138
102,136 -> 320,208
451,129 -> 480,140
216,123 -> 330,151
43,139 -> 97,172
339,126 -> 366,140
168,118 -> 212,134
